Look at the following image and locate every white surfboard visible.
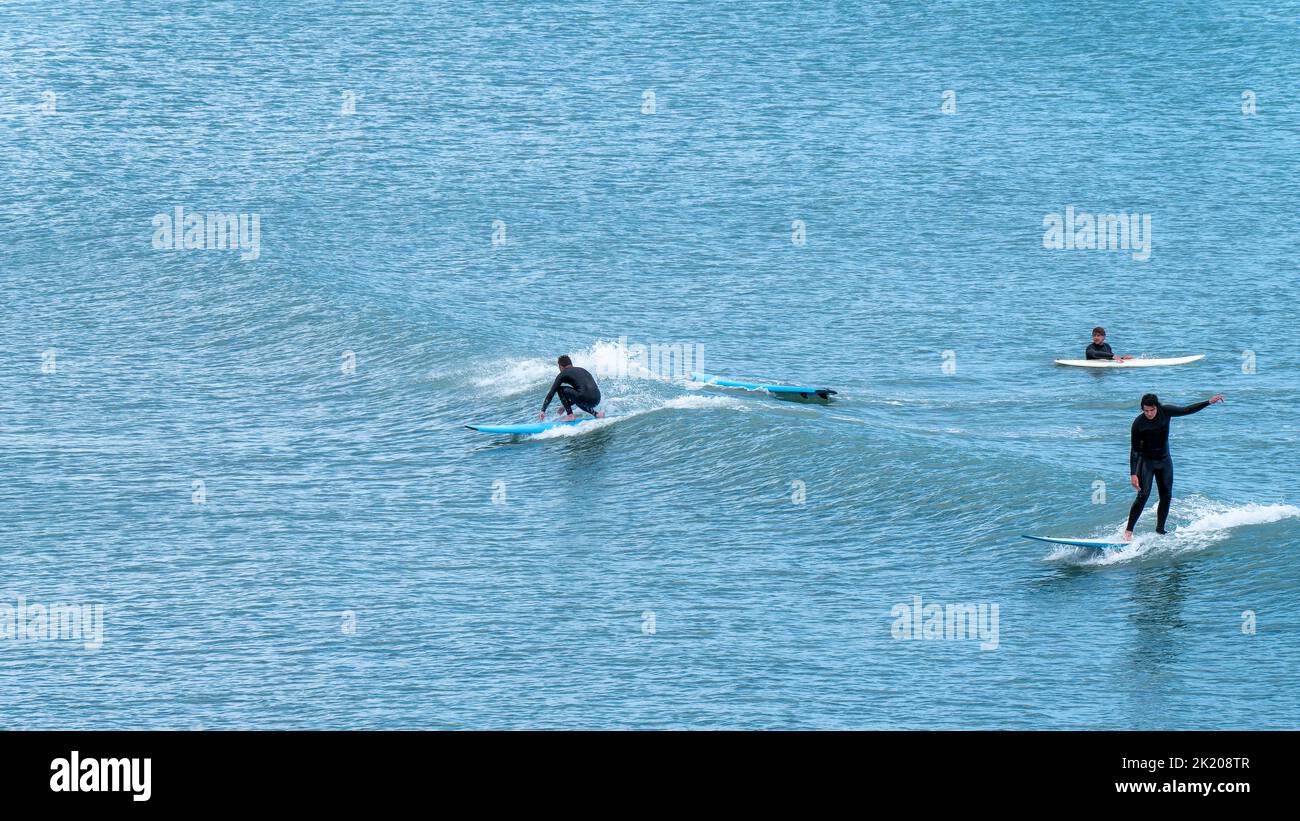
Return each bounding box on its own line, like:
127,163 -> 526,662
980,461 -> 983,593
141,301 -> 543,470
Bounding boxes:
1054,354 -> 1204,368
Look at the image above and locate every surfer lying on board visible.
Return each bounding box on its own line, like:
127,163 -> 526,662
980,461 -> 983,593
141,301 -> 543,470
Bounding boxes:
1086,326 -> 1134,361
539,355 -> 605,422
1124,392 -> 1225,541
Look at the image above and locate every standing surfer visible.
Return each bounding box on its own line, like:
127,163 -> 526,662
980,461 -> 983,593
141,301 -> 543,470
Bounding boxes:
539,355 -> 604,422
1086,326 -> 1134,361
1125,392 -> 1225,540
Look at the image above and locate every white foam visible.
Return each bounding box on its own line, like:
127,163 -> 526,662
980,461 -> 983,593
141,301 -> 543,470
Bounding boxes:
528,416 -> 619,439
580,339 -> 660,381
1046,497 -> 1299,566
528,394 -> 744,439
1178,501 -> 1300,533
658,394 -> 744,411
468,339 -> 675,398
1045,535 -> 1152,565
469,357 -> 554,397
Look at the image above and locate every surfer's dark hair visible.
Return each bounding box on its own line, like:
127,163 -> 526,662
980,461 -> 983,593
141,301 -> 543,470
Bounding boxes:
1092,326 -> 1105,336
558,355 -> 572,367
1141,393 -> 1159,408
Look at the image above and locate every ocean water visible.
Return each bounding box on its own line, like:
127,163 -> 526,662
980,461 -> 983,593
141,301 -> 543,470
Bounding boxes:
1,1 -> 1297,729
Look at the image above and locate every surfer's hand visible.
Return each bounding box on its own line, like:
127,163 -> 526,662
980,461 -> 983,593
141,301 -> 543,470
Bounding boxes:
1130,474 -> 1140,490
537,412 -> 546,421
1209,393 -> 1225,404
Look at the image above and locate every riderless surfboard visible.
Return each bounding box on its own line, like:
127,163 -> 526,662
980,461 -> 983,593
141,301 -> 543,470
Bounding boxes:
691,372 -> 837,399
1054,354 -> 1204,368
1021,535 -> 1128,550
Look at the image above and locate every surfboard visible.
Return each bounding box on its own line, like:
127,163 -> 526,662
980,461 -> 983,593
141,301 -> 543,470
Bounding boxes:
466,419 -> 593,435
1054,354 -> 1204,368
1022,535 -> 1128,550
691,372 -> 837,399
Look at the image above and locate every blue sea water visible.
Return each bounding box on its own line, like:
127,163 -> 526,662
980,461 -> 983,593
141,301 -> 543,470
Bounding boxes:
1,1 -> 1297,729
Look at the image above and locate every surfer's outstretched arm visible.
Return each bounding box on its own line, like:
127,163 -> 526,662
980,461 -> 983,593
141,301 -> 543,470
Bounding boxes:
1164,394 -> 1222,417
1163,401 -> 1208,417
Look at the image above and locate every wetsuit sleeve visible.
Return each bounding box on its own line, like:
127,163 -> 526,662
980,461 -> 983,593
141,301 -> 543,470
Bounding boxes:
1163,400 -> 1210,417
1086,343 -> 1114,360
1129,418 -> 1140,474
541,373 -> 565,411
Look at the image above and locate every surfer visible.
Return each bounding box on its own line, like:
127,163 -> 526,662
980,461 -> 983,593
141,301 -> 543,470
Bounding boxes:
539,355 -> 604,422
1124,392 -> 1225,540
1086,327 -> 1134,361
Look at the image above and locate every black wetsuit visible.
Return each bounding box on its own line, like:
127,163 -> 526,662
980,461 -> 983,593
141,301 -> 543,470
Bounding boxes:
542,366 -> 601,416
1086,342 -> 1116,360
1126,400 -> 1210,532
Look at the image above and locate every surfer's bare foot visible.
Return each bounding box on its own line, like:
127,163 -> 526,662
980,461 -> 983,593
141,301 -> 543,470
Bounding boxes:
1123,530 -> 1134,542
596,411 -> 605,419
560,413 -> 576,422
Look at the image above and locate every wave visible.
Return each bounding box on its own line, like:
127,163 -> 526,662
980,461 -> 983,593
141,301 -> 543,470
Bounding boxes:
464,339 -> 683,398
529,394 -> 745,439
1044,497 -> 1300,566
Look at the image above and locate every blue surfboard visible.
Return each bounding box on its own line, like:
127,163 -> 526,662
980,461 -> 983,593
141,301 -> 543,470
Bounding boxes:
1022,535 -> 1128,550
691,372 -> 837,399
466,419 -> 592,435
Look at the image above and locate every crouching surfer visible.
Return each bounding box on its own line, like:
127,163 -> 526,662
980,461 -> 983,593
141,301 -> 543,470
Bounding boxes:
539,355 -> 605,422
1125,392 -> 1225,541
